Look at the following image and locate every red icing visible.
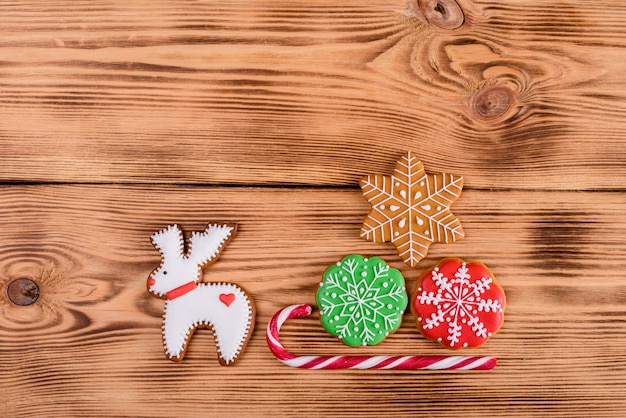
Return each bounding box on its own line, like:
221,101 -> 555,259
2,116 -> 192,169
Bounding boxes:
165,281 -> 198,300
219,293 -> 236,307
147,278 -> 156,287
411,258 -> 505,349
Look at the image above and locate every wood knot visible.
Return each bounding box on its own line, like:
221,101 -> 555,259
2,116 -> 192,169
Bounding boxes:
417,0 -> 465,30
7,278 -> 40,306
470,86 -> 515,122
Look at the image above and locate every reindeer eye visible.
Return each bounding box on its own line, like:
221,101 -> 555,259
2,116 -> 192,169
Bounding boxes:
163,271 -> 168,275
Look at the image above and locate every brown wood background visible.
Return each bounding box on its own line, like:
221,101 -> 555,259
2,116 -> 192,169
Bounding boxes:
1,0 -> 625,416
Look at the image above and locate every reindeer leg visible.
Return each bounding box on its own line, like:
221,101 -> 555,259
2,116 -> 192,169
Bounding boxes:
208,284 -> 255,366
162,300 -> 194,361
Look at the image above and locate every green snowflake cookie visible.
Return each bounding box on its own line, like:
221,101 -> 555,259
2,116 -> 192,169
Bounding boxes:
316,254 -> 408,347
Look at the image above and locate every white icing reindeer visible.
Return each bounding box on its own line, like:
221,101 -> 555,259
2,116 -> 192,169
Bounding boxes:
147,223 -> 255,366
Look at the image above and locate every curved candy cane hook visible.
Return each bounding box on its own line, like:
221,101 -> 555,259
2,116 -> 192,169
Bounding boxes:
266,304 -> 497,370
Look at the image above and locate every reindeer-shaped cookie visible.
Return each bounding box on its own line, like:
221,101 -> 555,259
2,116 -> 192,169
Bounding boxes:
147,223 -> 255,366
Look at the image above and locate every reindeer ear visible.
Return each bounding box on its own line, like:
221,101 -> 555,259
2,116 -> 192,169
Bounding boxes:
188,223 -> 237,267
151,224 -> 185,260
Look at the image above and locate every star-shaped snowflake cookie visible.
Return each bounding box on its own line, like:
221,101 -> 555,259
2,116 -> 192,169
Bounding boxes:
360,151 -> 464,268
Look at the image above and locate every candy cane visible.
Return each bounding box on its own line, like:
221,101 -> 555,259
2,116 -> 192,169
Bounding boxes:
267,304 -> 497,370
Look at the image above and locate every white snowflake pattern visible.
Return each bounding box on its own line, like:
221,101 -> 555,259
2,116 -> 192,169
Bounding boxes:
317,255 -> 407,346
416,262 -> 503,348
360,152 -> 464,267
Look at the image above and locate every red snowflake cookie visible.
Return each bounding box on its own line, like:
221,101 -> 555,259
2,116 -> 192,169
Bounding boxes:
411,258 -> 505,349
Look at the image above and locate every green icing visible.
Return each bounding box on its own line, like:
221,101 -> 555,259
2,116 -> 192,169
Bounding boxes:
316,254 -> 408,347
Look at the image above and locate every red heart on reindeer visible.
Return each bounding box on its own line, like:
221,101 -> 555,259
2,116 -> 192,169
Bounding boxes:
219,293 -> 236,307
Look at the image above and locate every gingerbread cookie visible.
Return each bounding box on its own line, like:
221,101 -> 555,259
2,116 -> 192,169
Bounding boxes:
147,223 -> 255,365
360,151 -> 464,268
411,258 -> 505,349
316,254 -> 408,347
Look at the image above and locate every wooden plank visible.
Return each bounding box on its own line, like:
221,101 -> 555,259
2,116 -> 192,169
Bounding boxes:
1,1 -> 625,188
1,185 -> 625,416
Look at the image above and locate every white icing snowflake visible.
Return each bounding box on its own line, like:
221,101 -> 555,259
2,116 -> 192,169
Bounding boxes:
360,151 -> 464,267
414,260 -> 505,348
317,254 -> 408,347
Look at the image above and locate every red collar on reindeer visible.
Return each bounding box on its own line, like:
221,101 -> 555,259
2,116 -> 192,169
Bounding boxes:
166,281 -> 198,300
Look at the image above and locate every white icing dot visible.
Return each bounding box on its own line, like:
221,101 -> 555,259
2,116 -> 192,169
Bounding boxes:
325,292 -> 329,296
383,282 -> 389,288
379,204 -> 385,210
336,262 -> 341,266
420,181 -> 425,186
331,293 -> 337,298
362,342 -> 367,346
418,287 -> 422,291
394,231 -> 399,237
334,315 -> 340,321
349,306 -> 355,311
354,327 -> 359,332
463,342 -> 468,348
437,206 -> 442,211
387,304 -> 393,309
385,332 -> 389,336
473,309 -> 478,315
361,271 -> 367,277
488,332 -> 493,337
342,277 -> 348,282
437,337 -> 442,342
395,181 -> 400,187
374,323 -> 380,329
424,230 -> 430,236
462,319 -> 467,324
364,258 -> 368,262
418,317 -> 422,321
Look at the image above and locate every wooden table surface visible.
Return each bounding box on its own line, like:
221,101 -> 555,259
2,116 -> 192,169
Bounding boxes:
1,1 -> 626,416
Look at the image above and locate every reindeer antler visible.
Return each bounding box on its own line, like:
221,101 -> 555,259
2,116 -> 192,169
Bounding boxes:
188,223 -> 237,267
151,224 -> 185,260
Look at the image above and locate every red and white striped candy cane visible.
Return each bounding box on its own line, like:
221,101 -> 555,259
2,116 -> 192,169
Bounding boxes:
267,304 -> 497,370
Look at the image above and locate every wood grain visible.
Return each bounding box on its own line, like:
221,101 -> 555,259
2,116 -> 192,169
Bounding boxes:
1,185 -> 625,417
1,0 -> 626,416
0,0 -> 625,188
